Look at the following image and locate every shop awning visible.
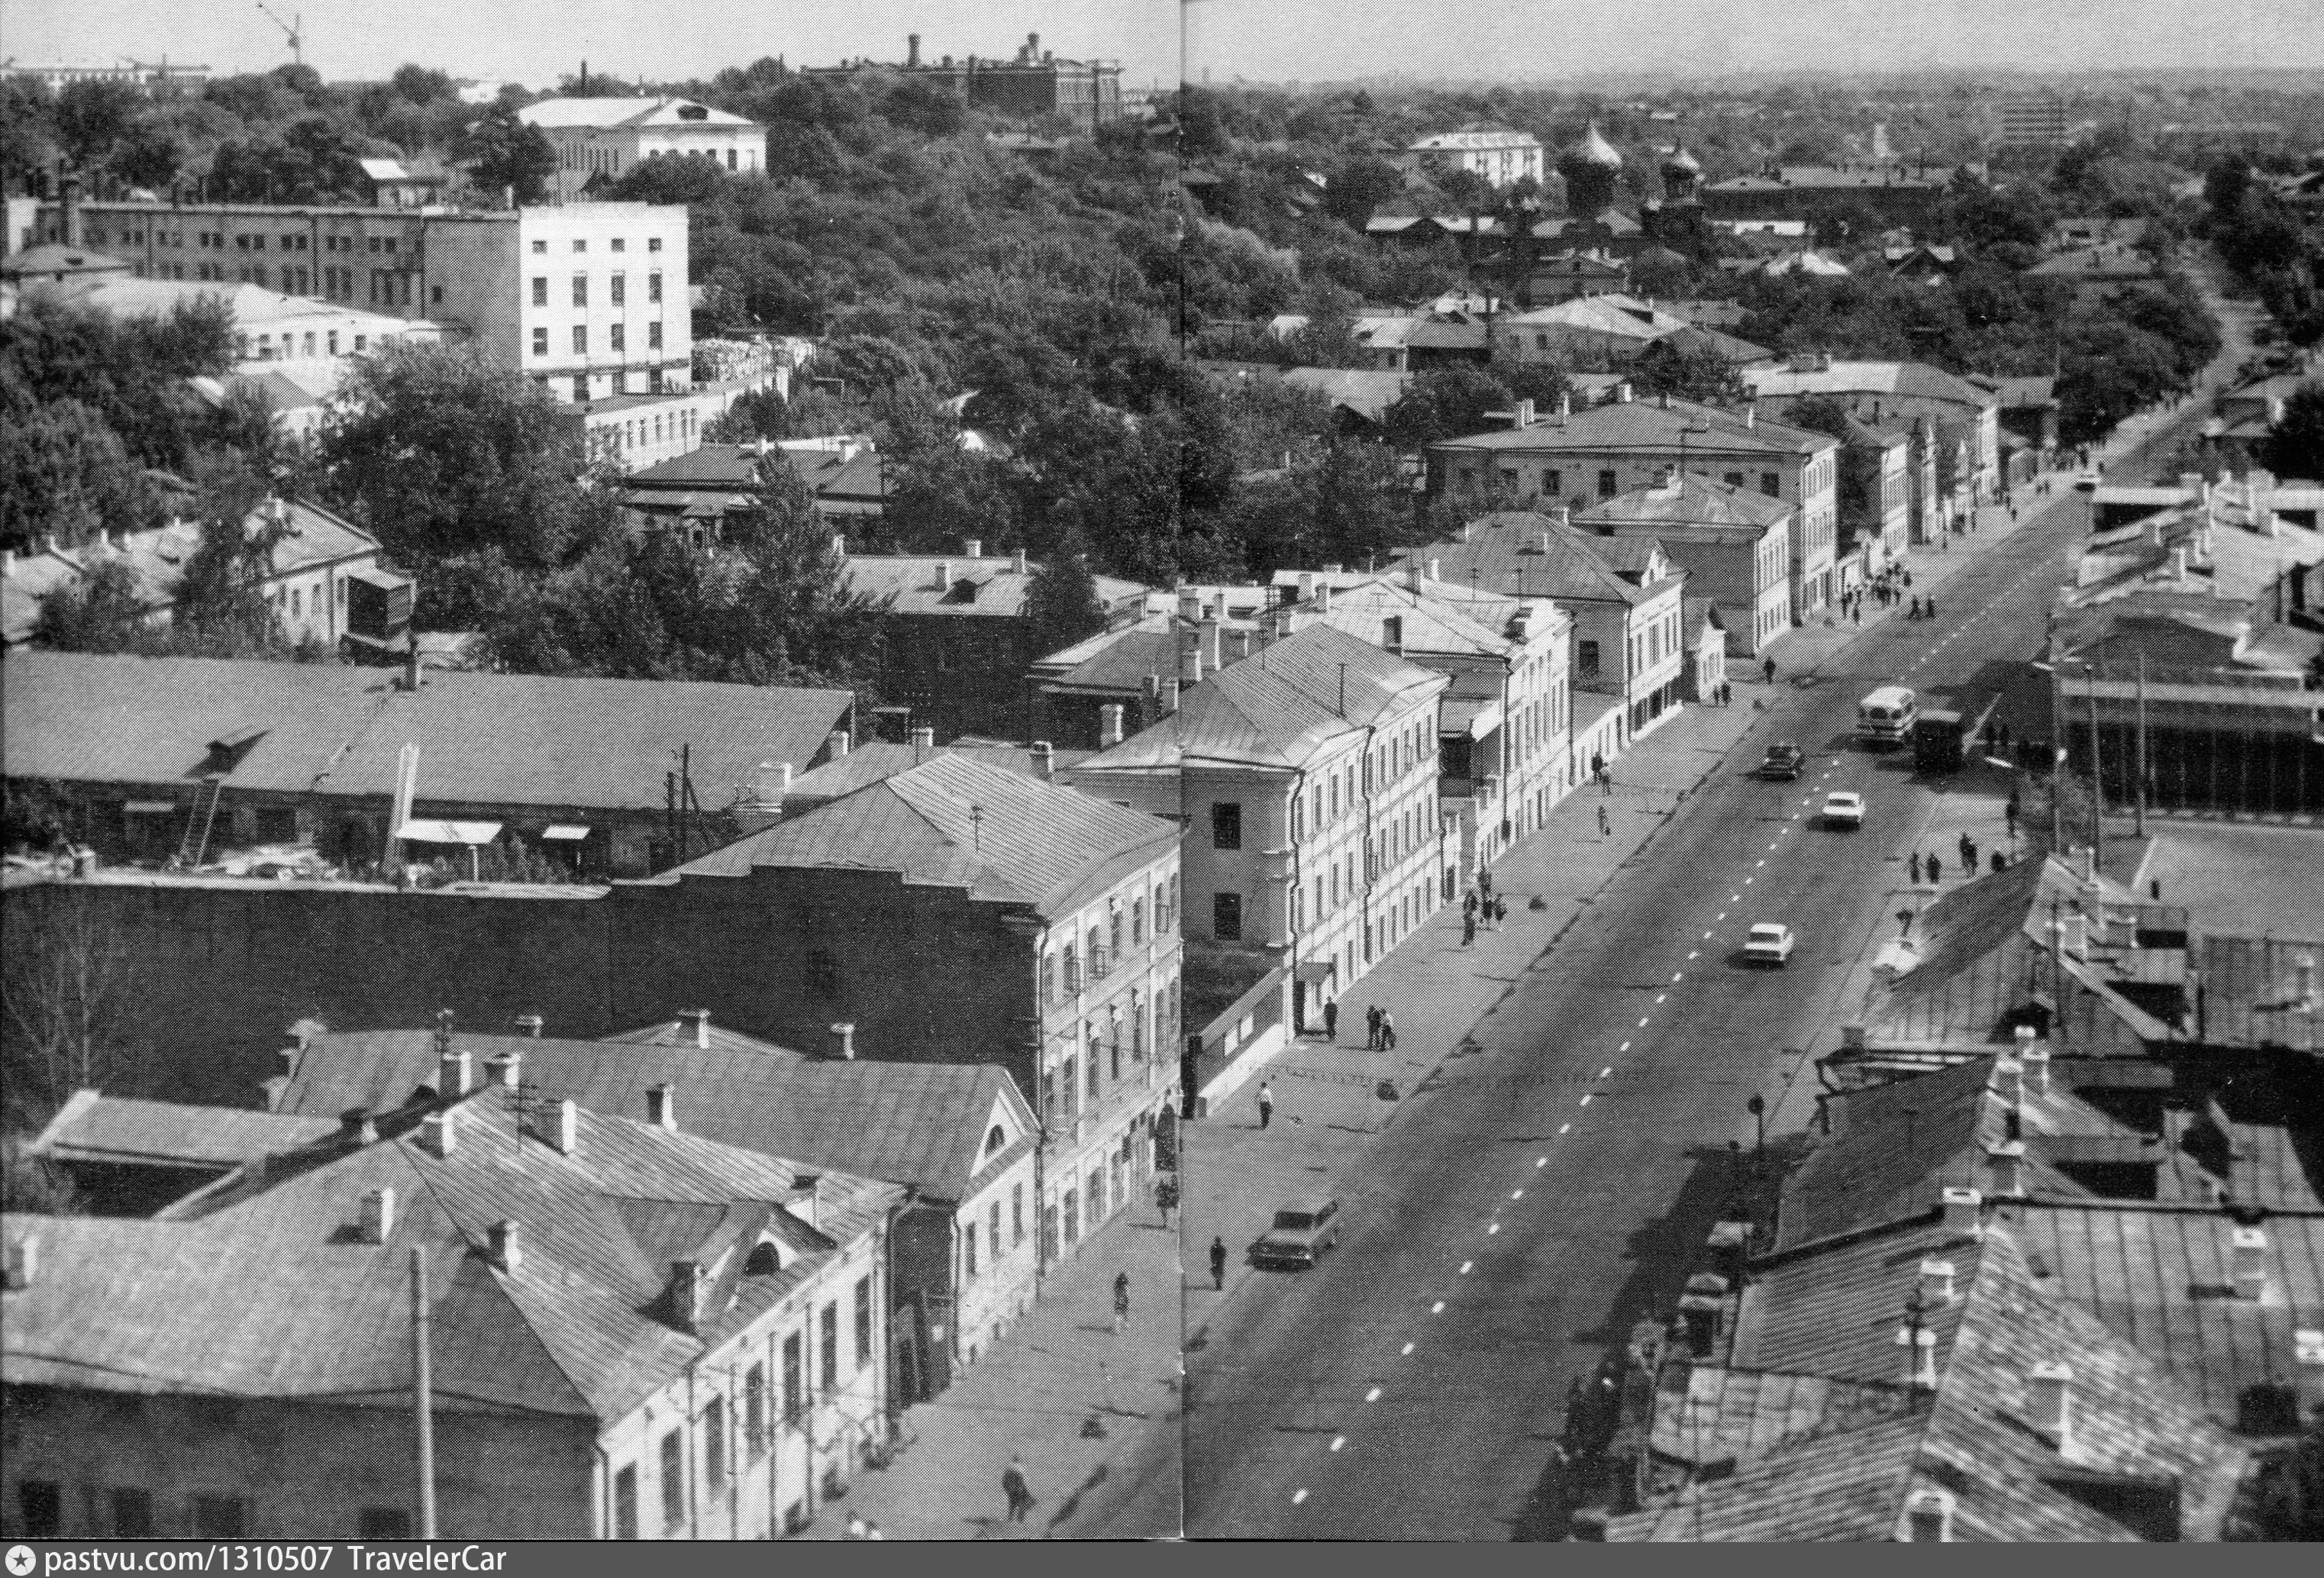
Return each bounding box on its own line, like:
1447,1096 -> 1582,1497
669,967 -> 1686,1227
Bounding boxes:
396,819 -> 502,846
541,824 -> 592,841
1440,696 -> 1504,739
1294,961 -> 1338,984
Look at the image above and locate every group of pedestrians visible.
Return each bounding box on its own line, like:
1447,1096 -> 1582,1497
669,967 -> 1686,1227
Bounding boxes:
1904,595 -> 1939,620
1461,871 -> 1507,945
1911,832 -> 2006,888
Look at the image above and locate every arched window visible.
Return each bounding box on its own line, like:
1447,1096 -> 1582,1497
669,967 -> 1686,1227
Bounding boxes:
985,1125 -> 1006,1156
744,1241 -> 780,1276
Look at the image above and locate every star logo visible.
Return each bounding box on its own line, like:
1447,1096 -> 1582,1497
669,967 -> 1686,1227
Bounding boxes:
5,1544 -> 37,1577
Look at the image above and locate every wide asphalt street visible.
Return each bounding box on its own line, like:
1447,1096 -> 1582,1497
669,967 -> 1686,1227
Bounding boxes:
1180,492 -> 2100,1539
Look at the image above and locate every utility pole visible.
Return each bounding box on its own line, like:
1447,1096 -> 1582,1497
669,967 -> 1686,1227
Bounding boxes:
2048,663 -> 2066,857
412,1246 -> 437,1540
2086,665 -> 2103,870
2134,653 -> 2148,837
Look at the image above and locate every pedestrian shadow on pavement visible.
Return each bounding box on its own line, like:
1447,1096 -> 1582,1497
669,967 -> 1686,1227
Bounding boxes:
1043,1464 -> 1110,1533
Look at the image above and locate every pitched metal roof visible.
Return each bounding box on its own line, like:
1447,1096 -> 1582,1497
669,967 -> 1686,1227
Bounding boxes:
31,1091 -> 340,1169
780,741 -> 1088,812
279,1028 -> 1030,1202
838,554 -> 1146,620
2,1086 -> 897,1423
1746,360 -> 2000,409
651,751 -> 1175,919
1576,474 -> 1793,530
519,96 -> 759,129
1432,395 -> 1835,459
1396,512 -> 1683,607
2,651 -> 852,814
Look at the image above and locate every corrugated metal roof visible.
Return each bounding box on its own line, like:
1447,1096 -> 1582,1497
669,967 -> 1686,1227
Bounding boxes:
654,752 -> 1174,920
31,1091 -> 339,1168
2,1086 -> 898,1424
279,1028 -> 1030,1202
1399,513 -> 1682,608
2,651 -> 851,814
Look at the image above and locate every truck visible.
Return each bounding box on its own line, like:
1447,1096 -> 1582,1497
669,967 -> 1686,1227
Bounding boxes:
1857,686 -> 1919,748
1912,708 -> 1967,771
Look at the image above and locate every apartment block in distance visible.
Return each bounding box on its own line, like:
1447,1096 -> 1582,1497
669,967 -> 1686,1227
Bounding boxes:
519,98 -> 768,201
27,198 -> 691,404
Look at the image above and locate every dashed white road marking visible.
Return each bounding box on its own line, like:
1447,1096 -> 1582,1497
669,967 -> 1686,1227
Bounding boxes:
1580,1094 -> 1593,1106
1558,1123 -> 1571,1135
1293,1489 -> 1309,1505
1431,1301 -> 1445,1314
1487,1222 -> 1501,1234
1656,993 -> 1667,1003
1671,971 -> 1684,982
1401,1342 -> 1415,1355
1717,912 -> 1727,921
1600,1065 -> 1613,1077
1536,1157 -> 1548,1167
1619,1041 -> 1632,1051
1460,1260 -> 1473,1274
1756,858 -> 1767,866
1366,1386 -> 1382,1402
1688,950 -> 1699,960
1638,1016 -> 1651,1026
1512,1189 -> 1525,1199
1330,1437 -> 1346,1453
1745,877 -> 1754,885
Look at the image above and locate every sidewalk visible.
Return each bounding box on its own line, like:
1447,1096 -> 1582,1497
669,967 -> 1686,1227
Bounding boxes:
813,1205 -> 1184,1539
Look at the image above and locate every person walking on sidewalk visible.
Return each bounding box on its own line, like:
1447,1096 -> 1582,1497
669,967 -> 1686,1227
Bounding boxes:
1852,601 -> 1861,627
1113,1271 -> 1131,1334
1003,1457 -> 1035,1523
1480,866 -> 1494,902
1322,998 -> 1338,1043
1257,1082 -> 1274,1131
1155,1174 -> 1177,1228
1493,895 -> 1508,929
1379,1011 -> 1397,1052
1365,1005 -> 1382,1050
1210,1237 -> 1228,1290
1909,850 -> 1923,885
1598,763 -> 1614,795
1763,657 -> 1777,685
1597,803 -> 1611,837
1958,833 -> 1974,869
1927,851 -> 1944,883
1463,910 -> 1477,947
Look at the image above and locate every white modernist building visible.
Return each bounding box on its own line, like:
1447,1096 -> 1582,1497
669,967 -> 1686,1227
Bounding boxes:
520,98 -> 769,200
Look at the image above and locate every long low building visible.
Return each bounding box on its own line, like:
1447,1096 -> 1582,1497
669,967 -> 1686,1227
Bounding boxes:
1,650 -> 855,876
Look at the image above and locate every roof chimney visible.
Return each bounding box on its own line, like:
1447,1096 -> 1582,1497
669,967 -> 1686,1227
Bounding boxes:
1919,1258 -> 1958,1305
340,1107 -> 378,1145
907,33 -> 922,68
2295,1329 -> 2324,1418
963,537 -> 983,559
2,1233 -> 40,1291
934,560 -> 953,591
677,1008 -> 711,1049
360,1187 -> 396,1244
485,1048 -> 522,1088
554,1098 -> 578,1155
487,1218 -> 521,1274
1179,625 -> 1205,687
1990,1054 -> 2025,1107
1031,741 -> 1056,777
514,1014 -> 544,1038
1406,560 -> 1425,592
1616,382 -> 1633,404
2025,1362 -> 2072,1450
1557,393 -> 1571,424
1428,557 -> 1441,582
1896,1322 -> 1938,1389
1099,705 -> 1125,748
1315,582 -> 1332,615
2020,1044 -> 2050,1097
646,1084 -> 676,1131
1744,404 -> 1756,430
1986,1141 -> 2027,1197
2232,1225 -> 2269,1300
831,534 -> 847,557
1901,1488 -> 1955,1543
1200,618 -> 1224,673
418,1109 -> 457,1157
1160,678 -> 1181,714
2298,957 -> 2316,1013
1013,546 -> 1029,574
827,731 -> 851,758
59,171 -> 82,249
910,725 -> 936,754
438,1047 -> 471,1099
1942,1186 -> 1983,1237
830,1022 -> 857,1060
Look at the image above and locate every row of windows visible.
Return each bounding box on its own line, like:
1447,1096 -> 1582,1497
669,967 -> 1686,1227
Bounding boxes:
533,322 -> 664,357
961,1181 -> 1029,1280
593,408 -> 701,456
531,272 -> 665,308
1039,983 -> 1176,1125
1463,463 -> 1787,502
1041,879 -> 1176,1002
13,1485 -> 260,1540
234,327 -> 371,360
530,236 -> 663,255
608,1274 -> 873,1538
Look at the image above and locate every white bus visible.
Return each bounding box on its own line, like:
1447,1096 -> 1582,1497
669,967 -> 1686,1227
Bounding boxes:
1857,686 -> 1918,748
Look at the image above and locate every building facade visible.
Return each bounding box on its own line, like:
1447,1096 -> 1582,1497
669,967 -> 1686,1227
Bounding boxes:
1573,475 -> 1796,657
518,98 -> 769,202
1064,621 -> 1449,1035
27,198 -> 692,404
1407,127 -> 1544,189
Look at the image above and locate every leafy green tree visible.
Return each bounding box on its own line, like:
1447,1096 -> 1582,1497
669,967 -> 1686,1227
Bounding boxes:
1325,155 -> 1406,229
0,399 -> 156,551
391,65 -> 457,105
52,78 -> 141,174
34,559 -> 149,652
2259,382 -> 2324,482
1023,535 -> 1109,660
1381,364 -> 1525,452
0,79 -> 57,190
318,341 -> 619,569
454,104 -> 557,205
606,149 -> 726,206
1632,339 -> 1748,404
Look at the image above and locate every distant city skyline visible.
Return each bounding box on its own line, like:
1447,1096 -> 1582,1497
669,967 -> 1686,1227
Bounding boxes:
8,0 -> 2321,95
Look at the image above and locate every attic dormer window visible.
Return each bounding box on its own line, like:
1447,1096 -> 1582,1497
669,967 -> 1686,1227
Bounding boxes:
678,105 -> 709,121
744,1240 -> 781,1276
986,1125 -> 1006,1156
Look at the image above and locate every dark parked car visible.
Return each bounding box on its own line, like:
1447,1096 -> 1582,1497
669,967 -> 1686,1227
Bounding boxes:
1759,743 -> 1806,780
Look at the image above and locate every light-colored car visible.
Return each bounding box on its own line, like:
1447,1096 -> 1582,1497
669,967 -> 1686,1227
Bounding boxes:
1822,792 -> 1866,828
1744,924 -> 1796,966
1252,1196 -> 1342,1269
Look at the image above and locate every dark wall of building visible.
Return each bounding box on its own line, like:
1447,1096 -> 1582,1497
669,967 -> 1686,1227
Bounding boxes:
1,863 -> 1044,1112
610,866 -> 1041,1099
878,614 -> 1038,742
1,1387 -> 596,1540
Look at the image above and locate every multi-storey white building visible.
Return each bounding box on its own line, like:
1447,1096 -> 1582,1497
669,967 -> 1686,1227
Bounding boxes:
27,198 -> 692,404
1407,127 -> 1544,189
1064,621 -> 1449,1036
520,98 -> 769,202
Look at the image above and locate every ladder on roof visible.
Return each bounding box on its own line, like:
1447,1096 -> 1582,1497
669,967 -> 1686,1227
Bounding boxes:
177,776 -> 225,868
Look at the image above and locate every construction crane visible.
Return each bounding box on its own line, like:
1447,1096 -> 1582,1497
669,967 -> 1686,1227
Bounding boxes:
255,3 -> 304,69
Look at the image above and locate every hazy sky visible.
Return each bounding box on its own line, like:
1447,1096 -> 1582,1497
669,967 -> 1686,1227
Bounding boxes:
5,0 -> 2319,89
